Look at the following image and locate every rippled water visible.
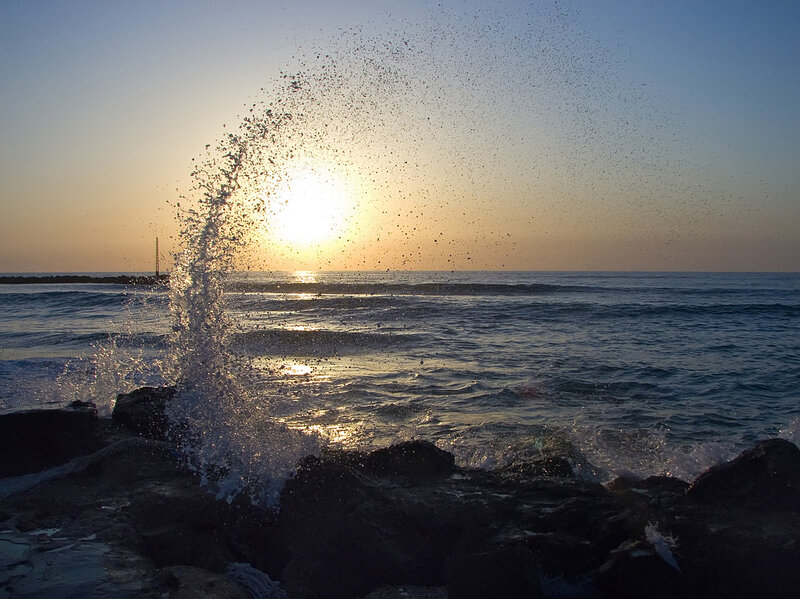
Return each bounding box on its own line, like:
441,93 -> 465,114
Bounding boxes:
2,271 -> 798,485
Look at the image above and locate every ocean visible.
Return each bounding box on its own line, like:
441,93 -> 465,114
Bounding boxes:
1,270 -> 798,485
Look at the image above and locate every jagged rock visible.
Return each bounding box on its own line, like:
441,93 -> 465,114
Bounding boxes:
130,488 -> 237,571
5,396 -> 800,599
271,446 -> 636,598
141,524 -> 237,572
499,456 -> 574,478
112,386 -> 176,440
0,401 -> 99,476
362,440 -> 455,477
362,586 -> 447,599
274,455 -> 440,598
607,475 -> 689,497
445,546 -> 542,599
687,438 -> 800,508
156,565 -> 251,599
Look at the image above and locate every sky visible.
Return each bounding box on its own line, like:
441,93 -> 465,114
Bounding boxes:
1,0 -> 798,272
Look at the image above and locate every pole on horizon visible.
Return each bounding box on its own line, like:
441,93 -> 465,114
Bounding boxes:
155,237 -> 160,277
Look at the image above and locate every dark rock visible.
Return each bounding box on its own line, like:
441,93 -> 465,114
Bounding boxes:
7,406 -> 800,599
129,485 -> 237,571
499,456 -> 574,478
445,546 -> 542,599
687,438 -> 800,508
112,386 -> 176,440
271,450 -> 639,598
140,523 -> 236,572
676,515 -> 800,599
362,440 -> 455,477
155,565 -> 250,599
0,401 -> 100,476
363,586 -> 447,599
274,455 -> 440,598
607,475 -> 690,497
596,539 -> 685,599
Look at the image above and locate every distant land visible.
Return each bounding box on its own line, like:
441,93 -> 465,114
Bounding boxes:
0,275 -> 170,286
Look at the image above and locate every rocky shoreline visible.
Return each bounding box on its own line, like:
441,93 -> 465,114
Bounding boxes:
1,388 -> 799,598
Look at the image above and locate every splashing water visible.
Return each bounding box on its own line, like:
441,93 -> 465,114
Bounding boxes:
161,34 -> 422,504
163,113 -> 319,504
158,6 -> 681,504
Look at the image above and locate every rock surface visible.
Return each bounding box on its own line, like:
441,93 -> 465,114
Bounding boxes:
112,386 -> 176,440
687,437 -> 800,507
0,400 -> 100,477
3,391 -> 800,598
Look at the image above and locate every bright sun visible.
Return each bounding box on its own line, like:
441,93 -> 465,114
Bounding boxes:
269,167 -> 353,246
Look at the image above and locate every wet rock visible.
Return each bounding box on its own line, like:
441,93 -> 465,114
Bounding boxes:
362,440 -> 455,477
0,401 -> 99,476
271,447 -> 636,598
607,475 -> 689,497
141,523 -> 236,572
156,565 -> 250,599
445,546 -> 542,599
274,455 -> 440,598
595,539 -> 685,599
676,514 -> 800,599
687,438 -> 800,508
362,586 -> 447,599
112,386 -> 176,440
6,403 -> 800,599
499,456 -> 574,478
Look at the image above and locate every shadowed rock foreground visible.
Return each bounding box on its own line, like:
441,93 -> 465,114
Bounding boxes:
1,387 -> 799,598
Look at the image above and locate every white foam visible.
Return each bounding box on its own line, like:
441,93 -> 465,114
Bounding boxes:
644,522 -> 680,572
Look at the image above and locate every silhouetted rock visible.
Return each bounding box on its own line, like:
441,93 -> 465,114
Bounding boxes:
4,393 -> 800,599
129,484 -> 237,571
112,386 -> 176,440
596,539 -> 685,599
0,401 -> 99,476
156,566 -> 250,599
362,440 -> 455,477
445,546 -> 542,599
274,455 -> 440,598
499,456 -> 574,478
688,438 -> 800,508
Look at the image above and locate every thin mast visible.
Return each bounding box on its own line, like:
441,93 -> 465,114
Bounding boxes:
155,237 -> 160,277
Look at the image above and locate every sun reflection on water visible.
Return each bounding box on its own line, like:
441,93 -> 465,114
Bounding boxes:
293,271 -> 318,284
281,361 -> 313,376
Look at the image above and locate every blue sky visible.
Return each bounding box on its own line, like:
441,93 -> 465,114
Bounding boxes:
1,0 -> 797,271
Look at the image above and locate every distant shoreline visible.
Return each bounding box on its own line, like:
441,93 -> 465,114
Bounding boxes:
0,274 -> 170,286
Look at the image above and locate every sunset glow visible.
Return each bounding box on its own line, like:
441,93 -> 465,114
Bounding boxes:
268,167 -> 355,247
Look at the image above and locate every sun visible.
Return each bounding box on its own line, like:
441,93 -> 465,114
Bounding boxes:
269,166 -> 354,246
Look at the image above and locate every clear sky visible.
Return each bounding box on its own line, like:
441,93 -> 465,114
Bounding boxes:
1,0 -> 798,272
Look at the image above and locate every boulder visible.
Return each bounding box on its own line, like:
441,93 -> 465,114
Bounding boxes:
0,401 -> 99,476
362,440 -> 455,477
445,546 -> 542,599
112,386 -> 176,440
499,457 -> 574,478
155,565 -> 251,599
687,438 -> 800,508
596,539 -> 685,599
274,455 -> 441,598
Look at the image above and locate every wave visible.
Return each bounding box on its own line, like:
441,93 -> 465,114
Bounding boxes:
231,328 -> 421,356
0,290 -> 167,312
0,330 -> 168,350
226,281 -> 595,296
483,301 -> 800,322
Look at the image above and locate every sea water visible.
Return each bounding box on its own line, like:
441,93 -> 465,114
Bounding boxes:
2,270 -> 798,486
3,10 -> 799,502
